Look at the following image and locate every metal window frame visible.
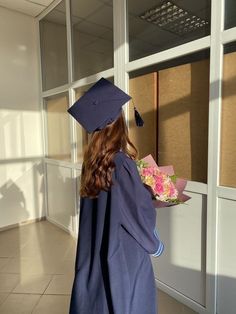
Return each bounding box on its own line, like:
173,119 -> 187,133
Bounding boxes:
36,0 -> 236,313
205,1 -> 225,313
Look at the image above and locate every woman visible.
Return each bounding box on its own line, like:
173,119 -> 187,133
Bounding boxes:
68,78 -> 164,314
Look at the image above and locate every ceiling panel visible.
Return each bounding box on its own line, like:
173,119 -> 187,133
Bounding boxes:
74,20 -> 110,36
27,0 -> 54,5
42,1 -> 66,24
71,0 -> 104,19
86,5 -> 113,28
0,0 -> 54,17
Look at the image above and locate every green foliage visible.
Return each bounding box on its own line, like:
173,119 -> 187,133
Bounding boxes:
136,159 -> 148,169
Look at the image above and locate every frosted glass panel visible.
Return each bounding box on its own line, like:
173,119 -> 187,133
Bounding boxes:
40,1 -> 68,91
152,192 -> 207,305
46,164 -> 75,231
45,93 -> 71,161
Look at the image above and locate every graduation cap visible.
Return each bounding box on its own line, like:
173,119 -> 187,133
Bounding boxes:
67,77 -> 144,133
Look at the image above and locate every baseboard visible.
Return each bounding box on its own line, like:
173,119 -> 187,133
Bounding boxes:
0,216 -> 46,232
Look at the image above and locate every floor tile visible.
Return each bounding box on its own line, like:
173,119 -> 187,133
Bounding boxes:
0,227 -> 28,256
0,242 -> 21,257
26,257 -> 68,275
1,257 -> 49,275
0,274 -> 20,292
1,221 -> 199,314
2,255 -> 75,275
0,257 -> 23,274
158,290 -> 197,314
55,259 -> 75,275
32,295 -> 70,314
44,274 -> 74,295
13,274 -> 52,294
0,293 -> 41,314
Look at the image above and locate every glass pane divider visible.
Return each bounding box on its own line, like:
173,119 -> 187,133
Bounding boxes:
125,36 -> 210,73
70,68 -> 114,90
42,70 -> 115,98
185,181 -> 208,195
42,83 -> 70,98
217,186 -> 236,201
66,0 -> 73,85
42,99 -> 49,159
68,88 -> 76,164
222,27 -> 236,45
113,0 -> 129,123
205,0 -> 225,313
123,72 -> 130,127
41,99 -> 49,218
68,85 -> 78,235
44,157 -> 82,169
43,159 -> 50,218
71,166 -> 79,237
114,0 -> 126,88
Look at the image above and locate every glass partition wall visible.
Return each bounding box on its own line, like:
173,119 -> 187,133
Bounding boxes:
39,0 -> 114,241
40,1 -> 68,91
37,0 -> 236,313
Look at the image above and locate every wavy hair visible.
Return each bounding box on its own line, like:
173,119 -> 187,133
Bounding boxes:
80,111 -> 137,198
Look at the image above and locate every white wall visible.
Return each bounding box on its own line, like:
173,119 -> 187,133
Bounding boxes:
0,7 -> 45,228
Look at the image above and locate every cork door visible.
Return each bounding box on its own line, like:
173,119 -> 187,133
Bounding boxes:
129,72 -> 158,160
220,51 -> 236,187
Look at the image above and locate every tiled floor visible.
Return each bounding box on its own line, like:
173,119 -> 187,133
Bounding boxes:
0,221 -> 197,314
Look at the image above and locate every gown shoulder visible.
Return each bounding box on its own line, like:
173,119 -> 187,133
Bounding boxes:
113,151 -> 135,169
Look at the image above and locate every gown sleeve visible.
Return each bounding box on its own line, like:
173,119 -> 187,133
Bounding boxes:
117,156 -> 164,257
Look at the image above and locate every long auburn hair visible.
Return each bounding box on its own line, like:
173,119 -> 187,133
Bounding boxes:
80,111 -> 138,198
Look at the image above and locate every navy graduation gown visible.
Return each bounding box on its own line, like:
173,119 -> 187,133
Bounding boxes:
69,151 -> 164,314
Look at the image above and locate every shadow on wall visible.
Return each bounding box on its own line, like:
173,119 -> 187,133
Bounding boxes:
0,179 -> 28,223
0,158 -> 45,228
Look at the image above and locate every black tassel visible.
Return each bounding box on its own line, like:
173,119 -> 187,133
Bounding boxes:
134,106 -> 144,127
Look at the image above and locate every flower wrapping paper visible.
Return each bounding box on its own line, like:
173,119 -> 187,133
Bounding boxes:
140,154 -> 191,208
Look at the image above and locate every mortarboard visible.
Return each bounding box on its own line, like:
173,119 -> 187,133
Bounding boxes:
67,77 -> 144,133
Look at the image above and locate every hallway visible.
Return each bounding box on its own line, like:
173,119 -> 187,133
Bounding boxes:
0,221 -> 196,314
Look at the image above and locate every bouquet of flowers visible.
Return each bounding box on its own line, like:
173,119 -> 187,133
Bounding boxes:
136,154 -> 191,208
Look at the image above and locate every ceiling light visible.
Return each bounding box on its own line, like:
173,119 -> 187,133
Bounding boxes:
139,1 -> 209,35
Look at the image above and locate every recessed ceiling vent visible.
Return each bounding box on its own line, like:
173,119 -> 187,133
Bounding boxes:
139,1 -> 209,35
